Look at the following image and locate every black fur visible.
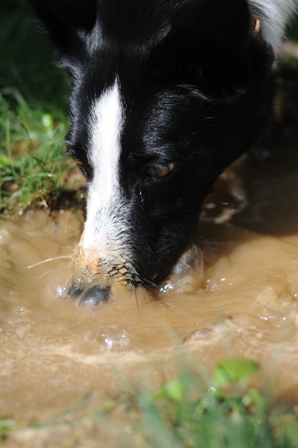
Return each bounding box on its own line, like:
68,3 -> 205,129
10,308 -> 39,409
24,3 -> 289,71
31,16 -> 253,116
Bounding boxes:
27,0 -> 274,288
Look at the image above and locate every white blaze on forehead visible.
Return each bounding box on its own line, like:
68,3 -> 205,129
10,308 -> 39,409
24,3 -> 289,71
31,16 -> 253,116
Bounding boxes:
89,80 -> 123,207
82,80 -> 125,250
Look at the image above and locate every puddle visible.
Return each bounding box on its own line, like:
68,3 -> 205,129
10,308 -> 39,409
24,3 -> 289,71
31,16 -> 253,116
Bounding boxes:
1,130 -> 298,419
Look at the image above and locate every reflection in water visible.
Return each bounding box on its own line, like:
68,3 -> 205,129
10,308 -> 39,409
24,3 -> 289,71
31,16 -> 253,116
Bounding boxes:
1,131 -> 298,417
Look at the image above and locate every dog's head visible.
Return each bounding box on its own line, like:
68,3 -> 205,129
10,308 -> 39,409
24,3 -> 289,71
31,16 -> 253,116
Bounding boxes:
28,0 -> 274,303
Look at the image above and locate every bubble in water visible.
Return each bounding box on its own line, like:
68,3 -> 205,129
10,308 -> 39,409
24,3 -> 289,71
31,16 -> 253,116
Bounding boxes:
85,325 -> 130,349
46,271 -> 71,300
55,283 -> 69,299
160,244 -> 204,294
13,306 -> 28,314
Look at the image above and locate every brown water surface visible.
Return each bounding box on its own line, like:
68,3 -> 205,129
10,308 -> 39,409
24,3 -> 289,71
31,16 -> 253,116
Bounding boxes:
1,130 -> 298,419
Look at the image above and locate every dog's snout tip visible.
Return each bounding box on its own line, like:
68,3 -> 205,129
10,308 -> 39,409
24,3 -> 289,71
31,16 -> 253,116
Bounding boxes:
68,285 -> 83,298
69,284 -> 111,307
80,286 -> 111,307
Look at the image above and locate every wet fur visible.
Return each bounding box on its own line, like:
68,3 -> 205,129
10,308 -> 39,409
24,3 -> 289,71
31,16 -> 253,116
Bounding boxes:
27,0 -> 297,293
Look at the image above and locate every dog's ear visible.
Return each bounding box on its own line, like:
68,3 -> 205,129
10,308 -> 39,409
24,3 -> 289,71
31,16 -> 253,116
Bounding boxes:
150,0 -> 252,85
27,0 -> 97,62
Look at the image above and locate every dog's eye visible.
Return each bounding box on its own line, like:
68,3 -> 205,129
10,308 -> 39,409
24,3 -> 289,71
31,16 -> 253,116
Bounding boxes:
145,162 -> 174,178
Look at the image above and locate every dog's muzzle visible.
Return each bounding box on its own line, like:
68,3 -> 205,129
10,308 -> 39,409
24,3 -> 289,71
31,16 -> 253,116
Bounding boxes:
68,240 -> 140,306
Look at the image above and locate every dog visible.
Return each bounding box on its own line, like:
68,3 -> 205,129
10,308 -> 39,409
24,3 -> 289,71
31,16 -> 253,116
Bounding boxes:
27,0 -> 297,305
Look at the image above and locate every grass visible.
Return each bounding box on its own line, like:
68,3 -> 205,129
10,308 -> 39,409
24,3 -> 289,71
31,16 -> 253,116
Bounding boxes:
1,358 -> 298,446
0,95 -> 71,212
0,1 -> 72,212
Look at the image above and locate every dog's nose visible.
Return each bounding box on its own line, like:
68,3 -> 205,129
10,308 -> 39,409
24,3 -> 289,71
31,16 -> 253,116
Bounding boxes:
68,285 -> 83,297
68,284 -> 111,307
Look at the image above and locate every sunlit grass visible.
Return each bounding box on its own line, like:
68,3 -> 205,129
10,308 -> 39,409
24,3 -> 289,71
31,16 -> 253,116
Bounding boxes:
0,92 -> 71,211
0,2 -> 72,212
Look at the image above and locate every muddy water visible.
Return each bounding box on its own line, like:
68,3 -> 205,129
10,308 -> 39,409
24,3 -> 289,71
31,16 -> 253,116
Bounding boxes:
1,130 -> 298,419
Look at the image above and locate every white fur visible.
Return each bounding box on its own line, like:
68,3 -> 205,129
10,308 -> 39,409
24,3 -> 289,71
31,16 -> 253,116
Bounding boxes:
249,0 -> 297,53
82,80 -> 129,254
89,81 -> 122,209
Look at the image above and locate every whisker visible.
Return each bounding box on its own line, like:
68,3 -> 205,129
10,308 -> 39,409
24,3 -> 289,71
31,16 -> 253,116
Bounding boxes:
27,255 -> 71,269
133,287 -> 139,312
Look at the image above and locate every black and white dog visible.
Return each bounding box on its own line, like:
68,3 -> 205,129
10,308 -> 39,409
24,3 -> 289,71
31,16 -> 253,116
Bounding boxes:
27,0 -> 297,304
